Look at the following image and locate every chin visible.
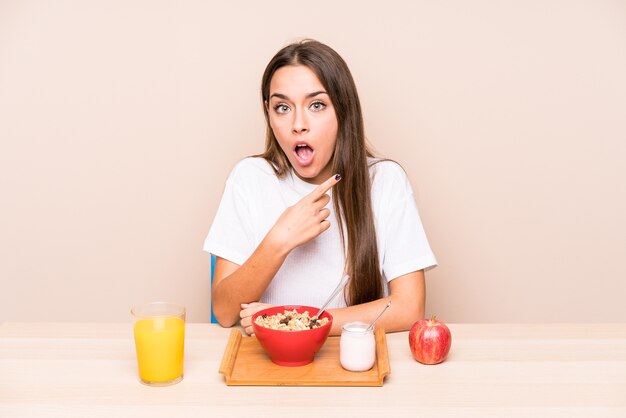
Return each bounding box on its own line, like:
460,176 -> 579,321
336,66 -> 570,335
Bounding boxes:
294,168 -> 324,184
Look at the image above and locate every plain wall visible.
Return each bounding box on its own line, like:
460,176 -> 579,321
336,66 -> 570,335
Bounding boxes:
1,0 -> 625,323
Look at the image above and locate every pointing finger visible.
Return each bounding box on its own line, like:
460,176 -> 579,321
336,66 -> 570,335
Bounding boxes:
310,173 -> 342,201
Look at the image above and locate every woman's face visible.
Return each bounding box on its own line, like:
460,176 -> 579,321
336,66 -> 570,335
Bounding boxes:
267,65 -> 338,185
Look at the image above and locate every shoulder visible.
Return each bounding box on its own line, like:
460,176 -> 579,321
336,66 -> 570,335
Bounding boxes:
228,157 -> 278,183
368,158 -> 409,186
368,158 -> 415,204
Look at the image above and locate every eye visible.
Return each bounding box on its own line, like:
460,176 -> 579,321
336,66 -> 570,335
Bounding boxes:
310,101 -> 326,111
274,104 -> 290,114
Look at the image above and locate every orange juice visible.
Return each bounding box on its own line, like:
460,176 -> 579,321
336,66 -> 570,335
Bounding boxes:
133,316 -> 185,384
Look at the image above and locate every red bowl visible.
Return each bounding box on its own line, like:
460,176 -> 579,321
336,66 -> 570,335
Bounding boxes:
252,305 -> 333,367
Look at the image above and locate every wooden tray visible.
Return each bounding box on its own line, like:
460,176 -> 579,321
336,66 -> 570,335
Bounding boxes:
219,327 -> 390,386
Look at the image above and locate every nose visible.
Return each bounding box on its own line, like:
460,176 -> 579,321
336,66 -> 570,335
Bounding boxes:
292,108 -> 308,134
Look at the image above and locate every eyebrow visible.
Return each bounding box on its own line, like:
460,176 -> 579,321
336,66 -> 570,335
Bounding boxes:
269,90 -> 328,100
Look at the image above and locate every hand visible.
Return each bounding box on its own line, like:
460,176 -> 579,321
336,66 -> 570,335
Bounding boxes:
240,302 -> 274,335
266,174 -> 341,253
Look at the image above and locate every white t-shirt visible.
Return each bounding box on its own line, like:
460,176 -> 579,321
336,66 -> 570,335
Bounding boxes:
204,157 -> 437,308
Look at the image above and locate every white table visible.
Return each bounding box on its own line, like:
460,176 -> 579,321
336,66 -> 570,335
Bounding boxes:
1,322 -> 625,417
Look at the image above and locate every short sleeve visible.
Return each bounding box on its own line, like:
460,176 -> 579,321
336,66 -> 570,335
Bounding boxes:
203,171 -> 256,266
374,162 -> 438,281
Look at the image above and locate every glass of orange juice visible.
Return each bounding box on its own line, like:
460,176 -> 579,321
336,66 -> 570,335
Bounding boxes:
131,302 -> 185,386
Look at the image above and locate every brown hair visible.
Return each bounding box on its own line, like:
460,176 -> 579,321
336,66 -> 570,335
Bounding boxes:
258,39 -> 383,305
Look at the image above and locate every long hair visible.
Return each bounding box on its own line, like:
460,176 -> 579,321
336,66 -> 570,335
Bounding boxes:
258,39 -> 383,305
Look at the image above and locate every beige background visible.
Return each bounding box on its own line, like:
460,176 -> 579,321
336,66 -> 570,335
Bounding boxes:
1,0 -> 625,323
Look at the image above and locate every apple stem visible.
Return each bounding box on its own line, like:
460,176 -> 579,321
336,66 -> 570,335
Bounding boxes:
429,315 -> 437,326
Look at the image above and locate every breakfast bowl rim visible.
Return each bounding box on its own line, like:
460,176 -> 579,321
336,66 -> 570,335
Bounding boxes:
251,304 -> 334,334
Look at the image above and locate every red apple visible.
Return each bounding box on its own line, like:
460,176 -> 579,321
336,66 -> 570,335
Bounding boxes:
409,315 -> 451,364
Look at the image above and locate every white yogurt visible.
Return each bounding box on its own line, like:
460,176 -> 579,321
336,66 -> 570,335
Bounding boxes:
339,321 -> 375,372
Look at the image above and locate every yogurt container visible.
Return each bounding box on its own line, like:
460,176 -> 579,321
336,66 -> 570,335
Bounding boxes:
339,321 -> 375,372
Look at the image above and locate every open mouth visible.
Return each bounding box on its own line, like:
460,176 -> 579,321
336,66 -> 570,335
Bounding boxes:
294,143 -> 314,165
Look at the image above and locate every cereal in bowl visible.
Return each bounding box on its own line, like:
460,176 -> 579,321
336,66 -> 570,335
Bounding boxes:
255,309 -> 329,331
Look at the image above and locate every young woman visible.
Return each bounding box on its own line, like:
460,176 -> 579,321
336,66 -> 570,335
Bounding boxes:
204,39 -> 437,336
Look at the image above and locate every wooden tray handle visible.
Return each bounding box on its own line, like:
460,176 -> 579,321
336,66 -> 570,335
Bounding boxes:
375,328 -> 391,381
219,329 -> 243,380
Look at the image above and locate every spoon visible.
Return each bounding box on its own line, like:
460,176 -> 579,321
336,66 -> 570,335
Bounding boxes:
313,275 -> 350,319
365,301 -> 391,332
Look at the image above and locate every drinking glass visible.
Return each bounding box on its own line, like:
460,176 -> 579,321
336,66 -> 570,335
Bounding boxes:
131,302 -> 185,386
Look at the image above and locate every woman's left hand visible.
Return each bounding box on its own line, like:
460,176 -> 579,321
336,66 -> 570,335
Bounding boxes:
240,302 -> 274,335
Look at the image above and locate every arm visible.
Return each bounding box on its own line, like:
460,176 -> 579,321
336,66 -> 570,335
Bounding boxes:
238,270 -> 425,335
211,174 -> 341,327
326,270 -> 425,335
324,161 -> 434,336
211,247 -> 286,327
